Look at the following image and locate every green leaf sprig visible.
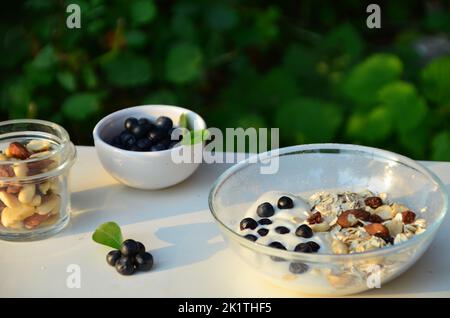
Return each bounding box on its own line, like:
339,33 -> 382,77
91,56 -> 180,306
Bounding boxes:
92,222 -> 123,249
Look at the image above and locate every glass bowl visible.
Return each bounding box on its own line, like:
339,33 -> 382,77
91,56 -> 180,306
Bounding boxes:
208,144 -> 448,295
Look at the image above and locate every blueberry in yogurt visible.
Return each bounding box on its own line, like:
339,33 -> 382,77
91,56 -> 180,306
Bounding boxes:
256,202 -> 275,218
289,262 -> 309,274
295,224 -> 313,238
244,234 -> 258,242
277,196 -> 294,209
294,243 -> 313,253
258,218 -> 272,225
306,241 -> 321,252
257,228 -> 269,237
275,226 -> 290,234
240,217 -> 258,230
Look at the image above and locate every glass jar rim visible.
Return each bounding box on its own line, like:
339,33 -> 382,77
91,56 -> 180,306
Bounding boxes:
0,119 -> 76,181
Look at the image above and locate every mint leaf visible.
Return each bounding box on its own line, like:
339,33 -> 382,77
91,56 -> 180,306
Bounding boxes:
181,129 -> 209,145
92,222 -> 123,249
179,113 -> 188,129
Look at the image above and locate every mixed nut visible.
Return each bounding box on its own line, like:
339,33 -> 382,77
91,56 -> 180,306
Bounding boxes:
0,140 -> 62,230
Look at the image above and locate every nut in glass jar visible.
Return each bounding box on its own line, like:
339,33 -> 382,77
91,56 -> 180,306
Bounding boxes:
0,120 -> 76,241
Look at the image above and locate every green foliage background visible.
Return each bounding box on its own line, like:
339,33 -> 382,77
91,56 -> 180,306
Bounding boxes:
1,0 -> 450,160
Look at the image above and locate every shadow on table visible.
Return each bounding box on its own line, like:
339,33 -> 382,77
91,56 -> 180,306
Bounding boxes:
59,162 -> 231,238
151,222 -> 227,271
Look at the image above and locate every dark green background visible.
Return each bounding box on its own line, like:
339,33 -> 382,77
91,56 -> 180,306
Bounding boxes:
1,0 -> 449,159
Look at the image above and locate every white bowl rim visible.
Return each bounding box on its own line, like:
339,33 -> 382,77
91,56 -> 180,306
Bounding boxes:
92,104 -> 207,156
208,143 -> 449,262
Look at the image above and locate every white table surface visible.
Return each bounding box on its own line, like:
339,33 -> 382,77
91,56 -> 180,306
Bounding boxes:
1,146 -> 450,298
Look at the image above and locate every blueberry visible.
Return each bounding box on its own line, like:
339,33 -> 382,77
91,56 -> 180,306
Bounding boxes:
138,118 -> 151,126
277,196 -> 294,209
124,117 -> 138,131
268,242 -> 286,262
258,218 -> 272,225
115,256 -> 136,276
294,243 -> 313,253
136,241 -> 146,254
155,116 -> 173,132
106,250 -> 121,266
289,262 -> 309,274
306,241 -> 320,252
131,124 -> 150,139
239,217 -> 258,231
148,128 -> 166,143
134,252 -> 154,272
150,143 -> 167,152
120,239 -> 139,257
257,228 -> 269,237
136,138 -> 153,151
268,241 -> 286,250
295,224 -> 313,238
256,202 -> 275,218
275,226 -> 290,234
120,132 -> 136,149
244,234 -> 258,242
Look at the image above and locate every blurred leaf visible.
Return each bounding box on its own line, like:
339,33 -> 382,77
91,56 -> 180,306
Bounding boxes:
57,71 -> 77,92
143,90 -> 178,105
0,28 -> 29,68
421,56 -> 450,105
165,43 -> 203,84
62,93 -> 100,121
276,98 -> 343,143
101,52 -> 152,87
124,30 -> 148,49
321,23 -> 364,62
82,66 -> 98,89
398,125 -> 428,159
205,4 -> 238,31
343,54 -> 403,105
32,45 -> 58,69
378,81 -> 427,134
432,131 -> 450,161
346,107 -> 393,143
130,0 -> 156,26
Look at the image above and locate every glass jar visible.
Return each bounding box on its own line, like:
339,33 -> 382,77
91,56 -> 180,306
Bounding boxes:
0,119 -> 76,241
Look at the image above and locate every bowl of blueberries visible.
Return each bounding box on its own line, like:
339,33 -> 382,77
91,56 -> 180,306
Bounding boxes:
93,104 -> 206,189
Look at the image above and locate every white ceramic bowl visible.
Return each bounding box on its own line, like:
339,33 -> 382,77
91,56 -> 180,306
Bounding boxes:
93,105 -> 206,190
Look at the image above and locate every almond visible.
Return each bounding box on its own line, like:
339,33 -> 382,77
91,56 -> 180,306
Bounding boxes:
307,212 -> 323,224
401,211 -> 416,224
0,165 -> 14,178
364,223 -> 390,237
6,142 -> 31,160
6,185 -> 21,194
337,209 -> 370,227
364,196 -> 383,209
23,213 -> 51,229
27,159 -> 54,175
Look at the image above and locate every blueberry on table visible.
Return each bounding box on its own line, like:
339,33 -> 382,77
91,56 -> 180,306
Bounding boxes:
295,224 -> 313,238
240,217 -> 258,231
124,117 -> 138,131
138,118 -> 150,126
244,234 -> 258,242
257,228 -> 269,237
277,196 -> 294,209
275,226 -> 290,234
258,218 -> 272,225
136,138 -> 152,151
256,202 -> 275,218
294,243 -> 313,253
134,252 -> 154,272
120,239 -> 139,257
115,256 -> 136,276
289,262 -> 309,274
136,241 -> 146,254
155,116 -> 173,132
306,241 -> 320,252
106,250 -> 121,266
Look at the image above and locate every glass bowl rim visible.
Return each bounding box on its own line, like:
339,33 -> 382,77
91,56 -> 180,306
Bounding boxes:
0,119 -> 76,181
208,143 -> 449,262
